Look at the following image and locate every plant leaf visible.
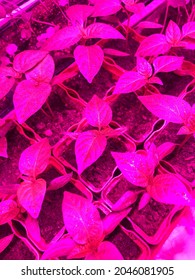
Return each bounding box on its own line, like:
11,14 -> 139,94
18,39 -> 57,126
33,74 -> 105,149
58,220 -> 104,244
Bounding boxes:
137,57 -> 153,78
84,23 -> 125,40
182,22 -> 195,39
139,95 -> 192,123
75,130 -> 107,174
148,76 -> 163,85
0,75 -> 15,100
153,56 -> 184,74
85,241 -> 123,260
0,137 -> 8,158
25,54 -> 55,83
113,71 -> 146,94
17,178 -> 46,219
112,151 -> 155,187
136,34 -> 171,57
47,173 -> 73,191
0,234 -> 14,253
62,192 -> 103,245
13,50 -> 48,73
66,4 -> 94,26
74,45 -> 104,83
0,200 -> 19,225
84,95 -> 112,127
13,80 -> 51,124
19,138 -> 51,178
147,174 -> 194,206
43,26 -> 82,51
92,0 -> 121,17
0,4 -> 6,19
166,20 -> 181,45
137,21 -> 163,29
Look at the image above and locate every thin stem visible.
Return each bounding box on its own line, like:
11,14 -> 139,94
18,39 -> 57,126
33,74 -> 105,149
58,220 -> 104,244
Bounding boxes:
31,17 -> 56,27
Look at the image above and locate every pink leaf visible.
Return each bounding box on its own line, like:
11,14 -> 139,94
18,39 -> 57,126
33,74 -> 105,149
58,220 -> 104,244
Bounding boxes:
153,56 -> 184,74
43,26 -> 82,51
75,130 -> 107,174
13,80 -> 51,124
138,192 -> 151,210
156,142 -> 176,160
25,54 -> 55,83
62,192 -> 103,245
112,151 -> 155,187
125,2 -> 145,14
0,234 -> 14,253
0,4 -> 6,18
102,208 -> 130,236
182,22 -> 195,39
137,57 -> 153,78
113,71 -> 146,94
103,48 -> 130,57
84,95 -> 112,127
85,241 -> 123,260
84,23 -> 125,40
168,0 -> 187,7
0,76 -> 15,100
137,21 -> 163,29
74,45 -> 104,83
147,174 -> 194,206
47,173 -> 73,191
112,191 -> 138,211
136,34 -> 171,57
148,76 -> 163,85
139,95 -> 191,124
42,236 -> 76,260
0,200 -> 19,225
17,178 -> 46,219
166,20 -> 181,45
19,138 -> 51,178
0,137 -> 8,158
13,50 -> 48,73
92,0 -> 121,17
66,4 -> 94,26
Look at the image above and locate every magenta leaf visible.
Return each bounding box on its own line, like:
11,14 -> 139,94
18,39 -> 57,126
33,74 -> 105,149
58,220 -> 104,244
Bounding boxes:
25,54 -> 55,83
153,56 -> 184,74
166,20 -> 181,45
168,0 -> 187,8
112,151 -> 156,187
148,76 -> 163,85
85,241 -> 123,260
125,1 -> 145,14
136,34 -> 171,57
42,236 -> 76,260
137,57 -> 153,78
17,178 -> 46,219
19,138 -> 51,178
112,191 -> 138,211
66,4 -> 94,26
137,21 -> 163,29
47,173 -> 73,191
156,142 -> 176,160
138,192 -> 151,210
92,0 -> 121,17
84,95 -> 112,127
113,71 -> 146,94
182,22 -> 195,39
62,192 -> 103,245
147,174 -> 194,206
0,234 -> 14,253
139,94 -> 192,124
74,45 -> 104,83
13,50 -> 48,73
0,199 -> 19,225
0,4 -> 6,18
0,76 -> 15,100
13,80 -> 51,124
75,130 -> 107,174
43,26 -> 82,51
84,23 -> 125,40
0,137 -> 8,158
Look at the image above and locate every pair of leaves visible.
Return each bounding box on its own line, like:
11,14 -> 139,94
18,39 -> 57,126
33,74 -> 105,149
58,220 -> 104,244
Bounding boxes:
17,139 -> 51,218
13,50 -> 54,124
136,20 -> 195,57
76,95 -> 113,174
113,56 -> 183,94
